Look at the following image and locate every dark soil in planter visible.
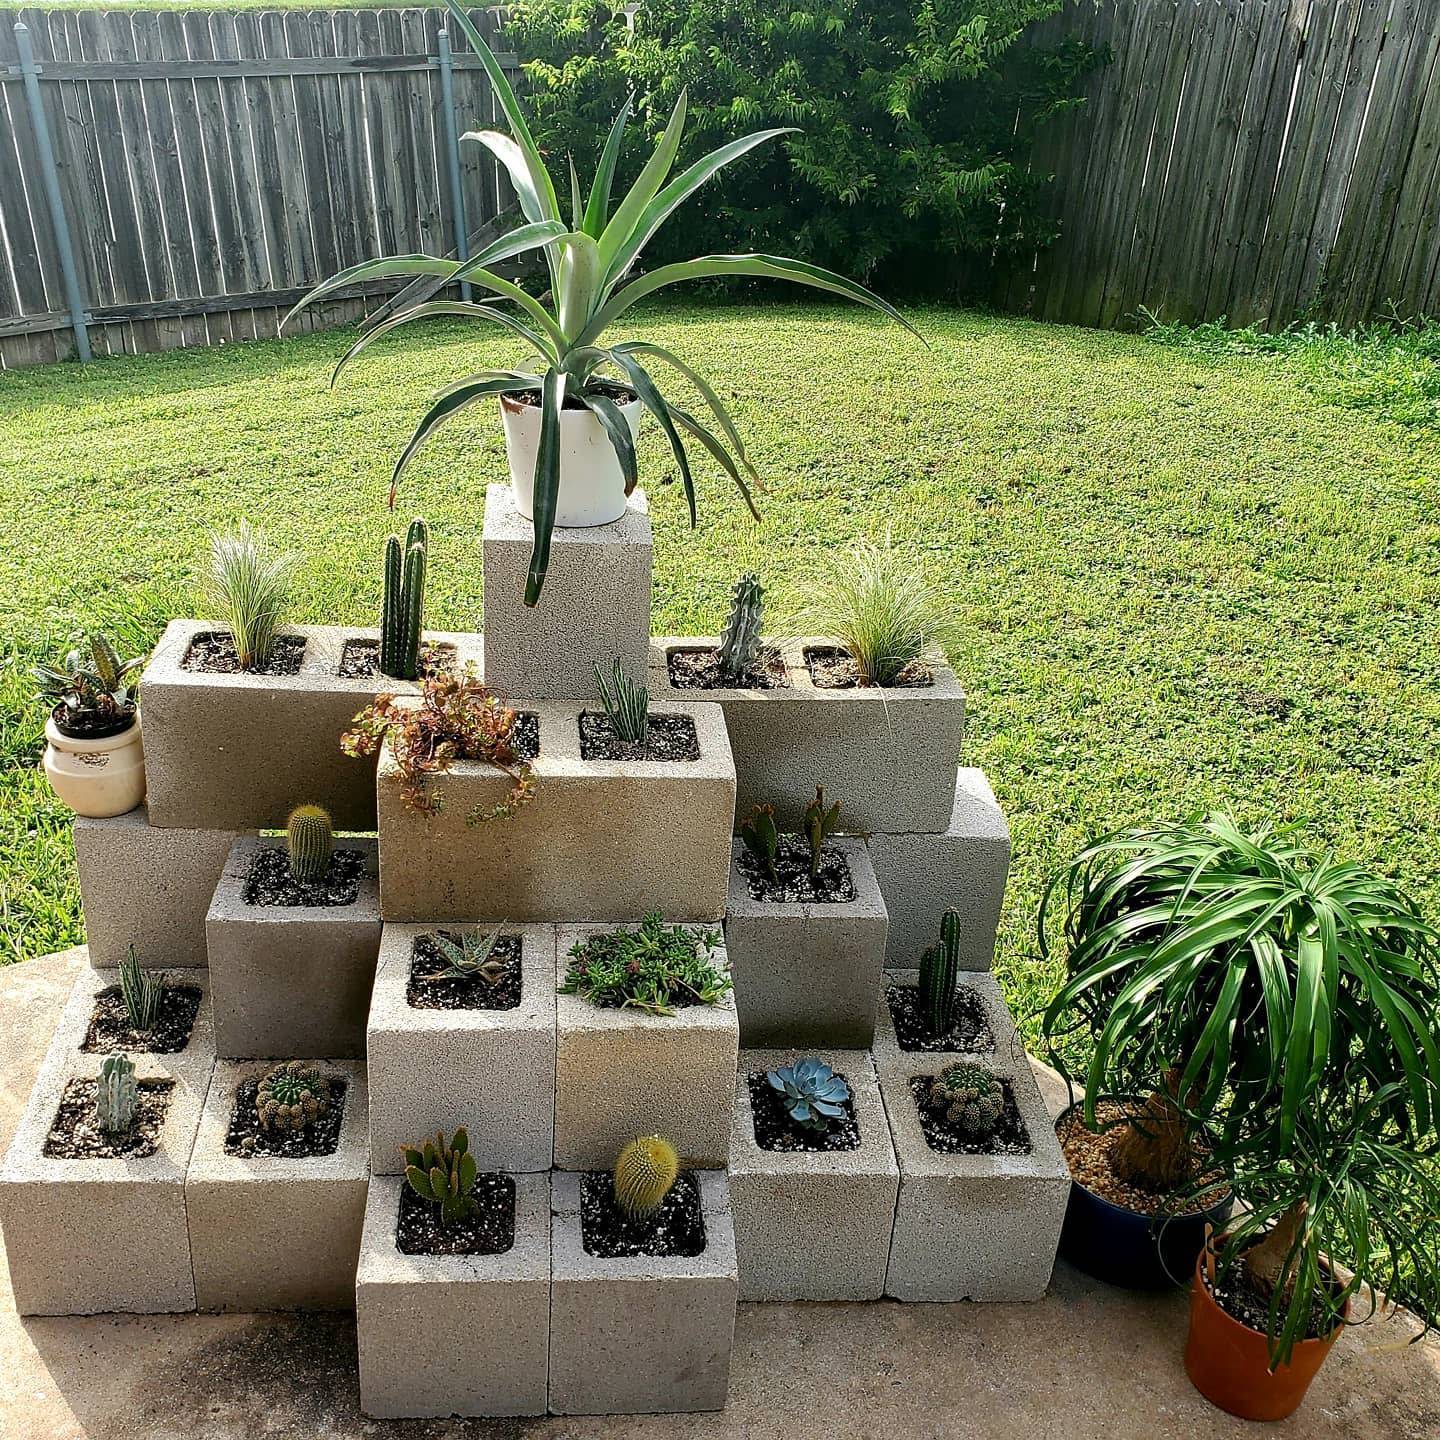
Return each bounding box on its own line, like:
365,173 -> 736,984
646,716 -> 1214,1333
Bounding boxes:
337,638 -> 458,680
225,1075 -> 347,1158
507,711 -> 541,761
747,1071 -> 860,1152
886,984 -> 994,1053
1057,1100 -> 1228,1217
578,711 -> 700,762
81,982 -> 202,1054
49,702 -> 137,740
737,837 -> 858,903
406,932 -> 523,1010
909,1075 -> 1032,1155
580,1171 -> 707,1259
242,846 -> 366,907
667,646 -> 790,691
1205,1249 -> 1341,1342
182,632 -> 307,675
506,379 -> 636,411
395,1173 -> 516,1257
805,645 -> 934,689
44,1077 -> 174,1160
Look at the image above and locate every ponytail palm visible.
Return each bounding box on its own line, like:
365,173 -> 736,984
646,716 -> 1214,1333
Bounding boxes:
287,0 -> 915,606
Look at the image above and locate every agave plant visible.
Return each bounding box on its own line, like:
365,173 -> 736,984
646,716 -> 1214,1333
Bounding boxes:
286,0 -> 915,606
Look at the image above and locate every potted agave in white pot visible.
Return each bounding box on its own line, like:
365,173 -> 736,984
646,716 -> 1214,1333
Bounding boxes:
288,0 -> 914,603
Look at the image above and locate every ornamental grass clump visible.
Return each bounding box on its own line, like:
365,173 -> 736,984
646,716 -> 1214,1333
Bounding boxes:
206,522 -> 297,671
560,912 -> 729,1015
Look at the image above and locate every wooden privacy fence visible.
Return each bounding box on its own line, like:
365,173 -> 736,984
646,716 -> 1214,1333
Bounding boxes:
1005,0 -> 1440,329
0,6 -> 514,367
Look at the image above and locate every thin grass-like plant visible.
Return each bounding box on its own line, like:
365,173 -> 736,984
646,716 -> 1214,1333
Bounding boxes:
206,523 -> 297,671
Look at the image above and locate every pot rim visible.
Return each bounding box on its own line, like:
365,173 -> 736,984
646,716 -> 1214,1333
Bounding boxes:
499,387 -> 641,416
45,710 -> 141,751
1193,1233 -> 1350,1350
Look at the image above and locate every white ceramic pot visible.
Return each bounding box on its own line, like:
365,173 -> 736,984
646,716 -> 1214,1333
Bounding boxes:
42,712 -> 146,818
500,392 -> 642,527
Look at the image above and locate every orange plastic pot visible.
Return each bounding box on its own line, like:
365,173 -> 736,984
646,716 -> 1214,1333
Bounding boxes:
1183,1243 -> 1346,1422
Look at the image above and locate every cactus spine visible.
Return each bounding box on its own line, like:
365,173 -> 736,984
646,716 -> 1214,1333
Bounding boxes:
379,517 -> 429,681
96,1054 -> 138,1133
717,571 -> 764,680
119,944 -> 162,1032
286,804 -> 334,885
614,1134 -> 680,1218
918,908 -> 962,1037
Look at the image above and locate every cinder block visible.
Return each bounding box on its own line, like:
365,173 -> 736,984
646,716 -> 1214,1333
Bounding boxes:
730,1049 -> 898,1301
649,636 -> 966,833
881,1050 -> 1069,1302
74,802 -> 248,967
482,483 -> 651,701
871,968 -> 1026,1083
0,1041 -> 207,1315
867,767 -> 1011,970
724,837 -> 888,1048
185,1058 -> 369,1311
548,1169 -> 737,1415
366,923 -> 557,1174
554,927 -> 738,1169
356,1172 -> 551,1418
377,701 -> 735,923
207,836 -> 382,1059
140,619 -> 481,830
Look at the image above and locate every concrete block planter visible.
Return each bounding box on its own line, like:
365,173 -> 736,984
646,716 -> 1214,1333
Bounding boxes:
881,1051 -> 1069,1302
185,1058 -> 369,1311
730,1049 -> 898,1301
74,802 -> 248,967
0,1048 -> 207,1315
549,1169 -> 737,1415
366,923 -> 557,1174
554,927 -> 738,1169
724,836 -> 887,1047
377,701 -> 735,923
356,1172 -> 551,1418
649,636 -> 966,833
483,483 -> 651,701
871,967 -> 1025,1083
207,836 -> 382,1059
140,619 -> 482,831
868,767 -> 1011,971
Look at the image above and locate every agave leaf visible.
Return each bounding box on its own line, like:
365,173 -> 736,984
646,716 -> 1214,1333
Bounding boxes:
282,254 -> 455,331
578,390 -> 638,494
671,405 -> 760,522
584,95 -> 633,238
465,130 -> 560,232
597,89 -> 688,274
608,351 -> 695,525
523,369 -> 568,607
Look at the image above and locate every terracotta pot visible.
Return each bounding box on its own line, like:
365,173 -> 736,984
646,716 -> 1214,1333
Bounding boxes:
1184,1241 -> 1346,1421
42,712 -> 146,818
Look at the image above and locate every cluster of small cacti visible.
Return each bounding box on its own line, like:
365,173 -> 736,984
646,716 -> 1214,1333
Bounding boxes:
95,1053 -> 138,1133
594,658 -> 649,744
739,803 -> 780,883
403,1127 -> 478,1225
766,1058 -> 851,1132
614,1134 -> 680,1218
120,944 -> 162,1032
422,923 -> 508,985
717,571 -> 764,680
918,909 -> 962,1036
380,518 -> 429,681
801,784 -> 842,878
925,1063 -> 1004,1139
255,1062 -> 333,1134
285,803 -> 334,885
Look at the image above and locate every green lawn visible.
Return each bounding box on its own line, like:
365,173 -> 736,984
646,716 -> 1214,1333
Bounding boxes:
3,300 -> 1439,1063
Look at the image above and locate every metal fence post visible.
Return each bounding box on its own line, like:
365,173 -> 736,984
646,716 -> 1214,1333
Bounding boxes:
13,22 -> 91,362
436,28 -> 472,303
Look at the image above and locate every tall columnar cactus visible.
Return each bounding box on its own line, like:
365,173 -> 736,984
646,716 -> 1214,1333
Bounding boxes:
717,571 -> 764,680
96,1053 -> 138,1133
402,1127 -> 478,1225
119,944 -> 162,1032
802,784 -> 842,879
918,908 -> 962,1037
614,1134 -> 680,1218
380,517 -> 429,681
286,803 -> 334,885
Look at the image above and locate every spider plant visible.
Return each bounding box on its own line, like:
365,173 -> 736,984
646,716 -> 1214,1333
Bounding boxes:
285,0 -> 915,607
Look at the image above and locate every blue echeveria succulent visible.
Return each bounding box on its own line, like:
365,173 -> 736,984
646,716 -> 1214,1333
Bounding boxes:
766,1058 -> 851,1132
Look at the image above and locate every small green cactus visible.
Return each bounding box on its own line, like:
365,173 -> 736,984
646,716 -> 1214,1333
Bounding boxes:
380,518 -> 429,681
422,923 -> 508,985
926,1063 -> 1004,1139
802,784 -> 842,879
614,1134 -> 680,1218
402,1127 -> 478,1225
739,803 -> 780,883
255,1062 -> 333,1135
96,1054 -> 138,1133
918,909 -> 962,1037
286,803 -> 334,885
717,571 -> 764,680
119,944 -> 162,1032
594,658 -> 649,744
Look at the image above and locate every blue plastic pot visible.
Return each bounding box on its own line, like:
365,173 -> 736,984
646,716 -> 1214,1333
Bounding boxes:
1057,1103 -> 1232,1290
